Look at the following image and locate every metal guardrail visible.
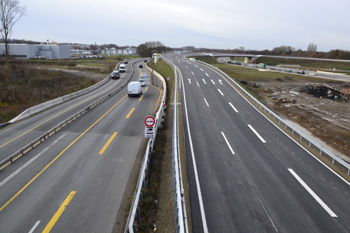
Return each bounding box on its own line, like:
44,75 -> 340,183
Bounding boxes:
0,61 -> 136,171
124,63 -> 167,233
162,57 -> 189,233
196,60 -> 350,177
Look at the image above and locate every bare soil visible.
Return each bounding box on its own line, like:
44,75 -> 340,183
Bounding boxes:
256,78 -> 350,163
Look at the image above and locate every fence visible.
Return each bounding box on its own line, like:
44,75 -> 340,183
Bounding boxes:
196,60 -> 350,179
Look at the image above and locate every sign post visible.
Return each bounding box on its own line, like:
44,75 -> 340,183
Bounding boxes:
144,116 -> 155,128
144,116 -> 156,138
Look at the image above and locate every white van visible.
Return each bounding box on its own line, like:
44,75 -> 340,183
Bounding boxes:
128,81 -> 142,97
119,64 -> 126,73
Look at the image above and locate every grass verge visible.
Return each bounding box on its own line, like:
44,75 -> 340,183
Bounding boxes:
136,59 -> 176,232
0,61 -> 101,123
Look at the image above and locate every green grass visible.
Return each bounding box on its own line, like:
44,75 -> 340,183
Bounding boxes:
148,59 -> 175,91
0,61 -> 103,123
190,55 -> 218,64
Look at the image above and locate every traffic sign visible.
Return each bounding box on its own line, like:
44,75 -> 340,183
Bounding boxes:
144,127 -> 155,138
144,116 -> 155,127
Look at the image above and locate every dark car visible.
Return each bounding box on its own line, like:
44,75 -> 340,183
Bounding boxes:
111,71 -> 120,79
144,60 -> 147,62
124,59 -> 128,64
139,64 -> 143,68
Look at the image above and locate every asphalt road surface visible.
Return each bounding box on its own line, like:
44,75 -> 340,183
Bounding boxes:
0,60 -> 162,232
165,55 -> 350,233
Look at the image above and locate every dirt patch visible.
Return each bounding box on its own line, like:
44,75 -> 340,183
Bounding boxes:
257,79 -> 350,162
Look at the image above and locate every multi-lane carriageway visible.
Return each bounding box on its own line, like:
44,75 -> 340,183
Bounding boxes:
0,60 -> 162,232
165,55 -> 350,233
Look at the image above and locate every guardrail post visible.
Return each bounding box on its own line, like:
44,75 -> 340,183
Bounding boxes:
136,207 -> 140,223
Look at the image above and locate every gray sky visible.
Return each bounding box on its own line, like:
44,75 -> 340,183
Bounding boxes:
13,0 -> 350,51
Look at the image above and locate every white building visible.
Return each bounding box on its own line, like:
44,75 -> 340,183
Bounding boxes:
100,47 -> 137,56
0,44 -> 71,59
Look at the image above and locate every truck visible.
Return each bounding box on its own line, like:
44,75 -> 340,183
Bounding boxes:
127,81 -> 142,97
119,64 -> 126,73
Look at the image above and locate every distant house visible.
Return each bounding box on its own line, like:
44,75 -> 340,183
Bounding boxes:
71,49 -> 92,56
0,44 -> 70,59
100,47 -> 137,56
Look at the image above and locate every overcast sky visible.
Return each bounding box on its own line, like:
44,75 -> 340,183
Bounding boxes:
12,0 -> 350,51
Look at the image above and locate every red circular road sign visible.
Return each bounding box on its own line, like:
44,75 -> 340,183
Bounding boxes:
144,116 -> 155,127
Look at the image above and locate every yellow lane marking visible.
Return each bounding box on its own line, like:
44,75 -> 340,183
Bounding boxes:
0,79 -> 122,149
145,87 -> 149,92
0,95 -> 127,212
126,108 -> 135,119
42,191 -> 77,233
139,95 -> 144,102
99,132 -> 118,154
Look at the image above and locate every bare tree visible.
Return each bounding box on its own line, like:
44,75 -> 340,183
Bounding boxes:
307,43 -> 317,53
0,0 -> 25,61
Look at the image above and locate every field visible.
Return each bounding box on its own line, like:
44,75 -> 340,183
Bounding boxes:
0,57 -> 126,124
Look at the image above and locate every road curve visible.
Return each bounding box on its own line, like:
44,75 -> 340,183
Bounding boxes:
0,61 -> 162,232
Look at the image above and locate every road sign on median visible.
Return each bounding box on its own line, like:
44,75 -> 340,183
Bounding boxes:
144,127 -> 155,138
144,116 -> 155,127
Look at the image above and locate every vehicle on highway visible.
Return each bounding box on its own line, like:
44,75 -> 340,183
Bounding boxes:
119,64 -> 126,73
111,71 -> 120,79
124,59 -> 128,64
141,72 -> 148,79
139,64 -> 143,68
144,60 -> 147,62
139,79 -> 146,87
128,81 -> 142,97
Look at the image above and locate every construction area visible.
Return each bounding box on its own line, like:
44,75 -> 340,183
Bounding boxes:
245,73 -> 350,163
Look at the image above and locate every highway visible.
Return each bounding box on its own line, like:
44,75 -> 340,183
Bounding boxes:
0,60 -> 161,232
165,55 -> 350,233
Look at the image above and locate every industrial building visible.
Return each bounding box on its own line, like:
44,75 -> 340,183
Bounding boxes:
0,44 -> 71,59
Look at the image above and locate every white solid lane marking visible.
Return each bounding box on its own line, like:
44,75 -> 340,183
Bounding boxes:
218,89 -> 224,96
181,75 -> 209,233
229,102 -> 239,113
188,79 -> 191,84
204,98 -> 209,107
192,71 -> 194,75
0,133 -> 67,188
196,81 -> 200,87
288,169 -> 337,217
28,220 -> 41,233
202,79 -> 207,84
248,124 -> 266,143
221,132 -> 235,154
211,79 -> 215,85
206,73 -> 209,77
